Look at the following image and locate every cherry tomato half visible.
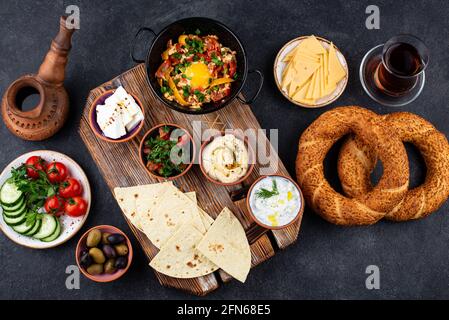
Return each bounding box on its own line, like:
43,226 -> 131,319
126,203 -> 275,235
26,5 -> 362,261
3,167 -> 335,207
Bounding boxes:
46,162 -> 68,184
146,161 -> 162,172
25,156 -> 46,179
59,178 -> 83,198
64,197 -> 88,217
44,195 -> 66,216
159,126 -> 170,140
177,134 -> 189,147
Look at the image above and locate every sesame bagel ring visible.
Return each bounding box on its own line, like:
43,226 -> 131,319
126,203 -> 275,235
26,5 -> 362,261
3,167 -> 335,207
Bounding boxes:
338,112 -> 449,221
295,106 -> 409,225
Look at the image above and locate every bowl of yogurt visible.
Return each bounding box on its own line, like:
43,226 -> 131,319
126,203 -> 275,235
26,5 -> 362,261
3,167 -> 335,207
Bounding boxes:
247,175 -> 303,229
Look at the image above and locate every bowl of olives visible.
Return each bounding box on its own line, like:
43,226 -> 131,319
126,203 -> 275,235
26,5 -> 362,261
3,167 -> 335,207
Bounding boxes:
76,225 -> 133,282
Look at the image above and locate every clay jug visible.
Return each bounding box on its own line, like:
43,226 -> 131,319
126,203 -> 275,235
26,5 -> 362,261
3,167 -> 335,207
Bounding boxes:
1,16 -> 76,141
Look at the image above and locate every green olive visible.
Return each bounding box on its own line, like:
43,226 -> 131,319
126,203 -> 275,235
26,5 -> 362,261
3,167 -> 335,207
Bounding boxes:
86,229 -> 102,247
86,264 -> 103,275
104,258 -> 117,274
89,247 -> 106,264
114,244 -> 129,256
101,232 -> 111,245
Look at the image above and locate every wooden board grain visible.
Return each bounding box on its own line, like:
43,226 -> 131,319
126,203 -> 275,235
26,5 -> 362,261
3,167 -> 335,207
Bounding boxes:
79,64 -> 302,295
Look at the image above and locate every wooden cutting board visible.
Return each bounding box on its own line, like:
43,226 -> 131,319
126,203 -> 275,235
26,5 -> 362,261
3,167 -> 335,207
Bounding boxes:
79,63 -> 302,295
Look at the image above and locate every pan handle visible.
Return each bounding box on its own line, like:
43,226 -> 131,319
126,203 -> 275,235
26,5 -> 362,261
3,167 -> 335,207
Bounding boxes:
237,69 -> 264,105
130,27 -> 157,63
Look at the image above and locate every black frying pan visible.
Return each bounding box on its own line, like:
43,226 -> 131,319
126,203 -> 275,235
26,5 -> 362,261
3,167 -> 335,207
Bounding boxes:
131,17 -> 263,115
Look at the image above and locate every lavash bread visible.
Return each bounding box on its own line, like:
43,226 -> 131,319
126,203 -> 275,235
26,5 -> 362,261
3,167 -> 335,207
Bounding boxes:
149,223 -> 218,278
197,207 -> 251,283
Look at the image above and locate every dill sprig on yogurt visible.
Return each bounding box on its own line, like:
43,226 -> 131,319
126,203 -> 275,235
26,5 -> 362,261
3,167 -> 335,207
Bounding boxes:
256,180 -> 279,199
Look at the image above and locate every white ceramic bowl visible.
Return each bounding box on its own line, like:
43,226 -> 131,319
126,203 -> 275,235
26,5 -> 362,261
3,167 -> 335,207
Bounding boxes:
274,36 -> 349,108
0,150 -> 91,249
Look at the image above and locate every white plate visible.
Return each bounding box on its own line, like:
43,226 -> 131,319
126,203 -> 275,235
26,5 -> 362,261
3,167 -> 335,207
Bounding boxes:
274,36 -> 349,108
0,150 -> 91,249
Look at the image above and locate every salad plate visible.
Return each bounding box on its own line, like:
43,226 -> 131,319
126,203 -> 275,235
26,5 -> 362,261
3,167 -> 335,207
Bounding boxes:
0,150 -> 91,249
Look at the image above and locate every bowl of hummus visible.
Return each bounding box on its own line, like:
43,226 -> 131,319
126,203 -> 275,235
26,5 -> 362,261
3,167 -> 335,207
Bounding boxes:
200,133 -> 254,186
247,175 -> 303,229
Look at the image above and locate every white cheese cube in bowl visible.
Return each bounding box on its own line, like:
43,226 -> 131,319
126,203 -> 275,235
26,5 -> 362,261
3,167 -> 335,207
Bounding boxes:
89,86 -> 145,143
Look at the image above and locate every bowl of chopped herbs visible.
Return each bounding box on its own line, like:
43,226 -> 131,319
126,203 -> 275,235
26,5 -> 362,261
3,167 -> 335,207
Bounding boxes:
139,124 -> 195,180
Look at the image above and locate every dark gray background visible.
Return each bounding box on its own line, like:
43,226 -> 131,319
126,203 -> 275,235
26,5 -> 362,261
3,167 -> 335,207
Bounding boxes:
1,0 -> 448,300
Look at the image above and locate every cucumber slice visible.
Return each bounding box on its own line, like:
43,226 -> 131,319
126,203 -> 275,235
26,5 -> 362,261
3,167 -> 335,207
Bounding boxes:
33,214 -> 57,240
0,179 -> 23,207
1,196 -> 24,213
3,201 -> 26,218
41,219 -> 61,242
3,210 -> 26,226
12,218 -> 35,235
24,219 -> 42,236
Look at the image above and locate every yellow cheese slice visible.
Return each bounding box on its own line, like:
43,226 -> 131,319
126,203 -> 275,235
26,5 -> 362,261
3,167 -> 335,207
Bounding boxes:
296,35 -> 326,55
288,75 -> 297,97
295,52 -> 320,63
323,49 -> 329,87
323,81 -> 337,97
290,60 -> 320,95
319,56 -> 325,97
281,62 -> 295,89
296,87 -> 315,105
328,43 -> 346,85
312,69 -> 322,100
292,79 -> 311,101
294,79 -> 315,105
283,47 -> 298,62
291,71 -> 313,98
323,51 -> 337,97
292,59 -> 320,74
306,71 -> 317,100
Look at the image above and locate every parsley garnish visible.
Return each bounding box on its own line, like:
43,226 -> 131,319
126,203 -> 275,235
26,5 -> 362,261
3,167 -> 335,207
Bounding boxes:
183,85 -> 191,97
145,134 -> 186,178
211,55 -> 223,66
186,38 -> 204,54
172,52 -> 182,60
194,90 -> 205,102
11,165 -> 56,226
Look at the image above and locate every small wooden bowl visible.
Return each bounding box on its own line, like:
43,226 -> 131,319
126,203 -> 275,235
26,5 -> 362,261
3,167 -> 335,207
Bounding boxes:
89,89 -> 145,143
246,174 -> 304,230
273,36 -> 349,108
199,131 -> 255,186
139,123 -> 195,181
76,225 -> 133,283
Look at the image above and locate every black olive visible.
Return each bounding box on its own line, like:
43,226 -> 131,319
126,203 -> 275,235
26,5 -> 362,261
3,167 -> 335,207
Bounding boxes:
102,244 -> 117,259
115,256 -> 128,269
107,233 -> 125,245
80,252 -> 92,268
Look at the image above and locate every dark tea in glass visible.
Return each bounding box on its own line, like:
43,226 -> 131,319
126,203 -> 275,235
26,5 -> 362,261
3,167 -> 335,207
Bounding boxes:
360,34 -> 429,106
373,35 -> 429,97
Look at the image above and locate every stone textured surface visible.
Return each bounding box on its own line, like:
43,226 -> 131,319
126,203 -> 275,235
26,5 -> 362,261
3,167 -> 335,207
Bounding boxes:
1,0 -> 449,299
